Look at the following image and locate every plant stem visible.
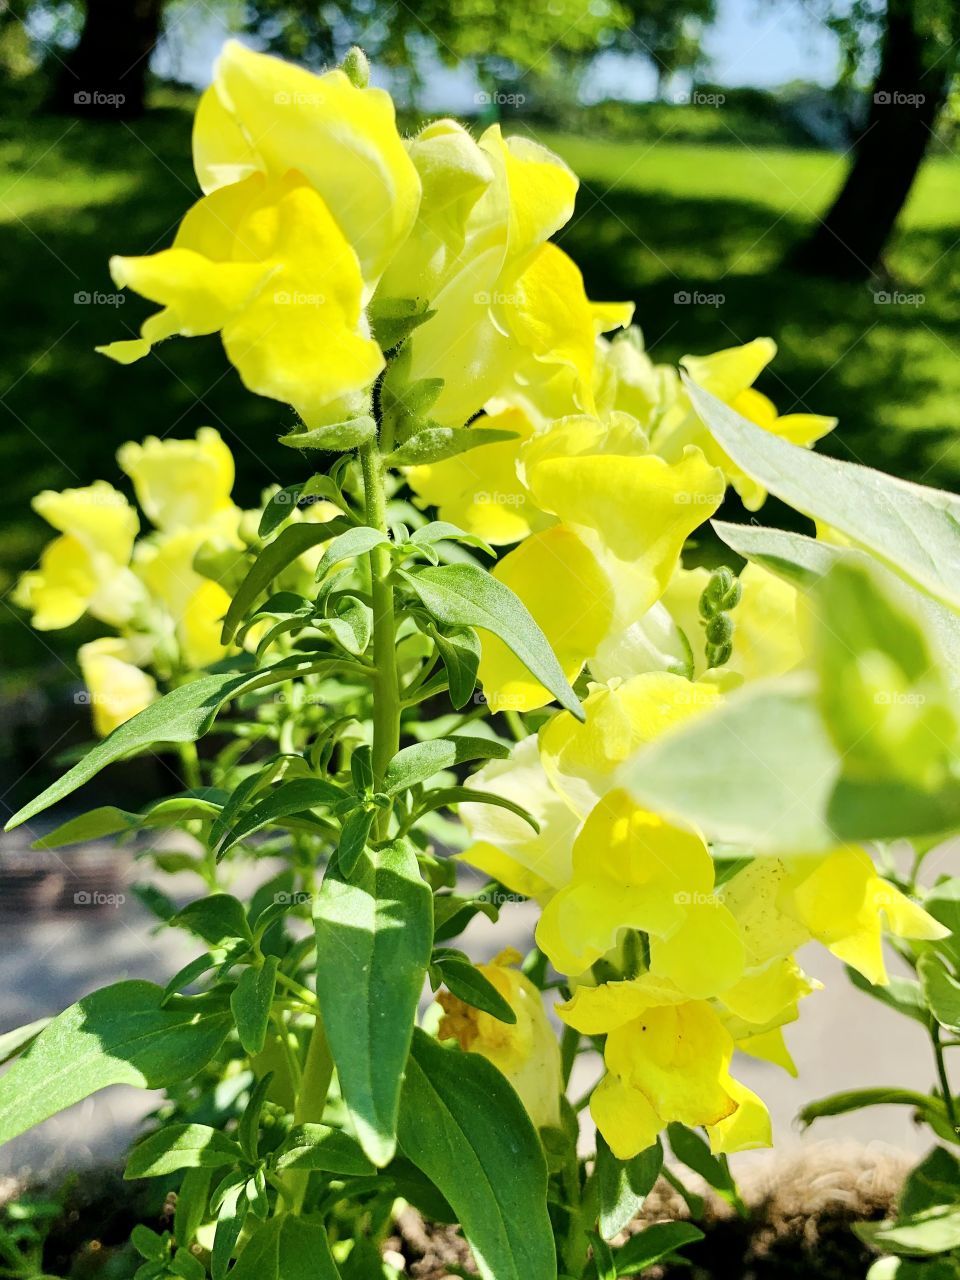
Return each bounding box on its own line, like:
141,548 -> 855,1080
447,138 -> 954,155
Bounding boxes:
932,1023 -> 958,1139
178,741 -> 202,791
286,1014 -> 335,1213
359,439 -> 400,837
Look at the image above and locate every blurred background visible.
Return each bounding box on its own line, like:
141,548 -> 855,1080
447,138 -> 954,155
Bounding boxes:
0,0 -> 959,1178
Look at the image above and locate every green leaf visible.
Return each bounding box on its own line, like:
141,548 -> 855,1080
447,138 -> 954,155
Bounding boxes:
232,958 -> 279,1055
712,520 -> 960,673
397,1030 -> 556,1280
174,1169 -> 211,1251
431,625 -> 481,709
388,425 -> 519,467
212,1185 -> 249,1280
846,968 -> 931,1028
856,1206 -> 960,1257
314,839 -> 432,1165
383,736 -> 510,794
409,522 -> 495,557
919,954 -> 960,1033
667,1123 -> 743,1212
315,526 -> 390,582
622,674 -> 960,852
0,1018 -> 50,1067
126,1125 -> 241,1179
5,668 -> 279,831
216,778 -> 344,857
278,415 -> 376,451
398,563 -> 583,720
924,879 -> 960,968
432,892 -> 499,943
277,1217 -> 342,1279
799,1088 -> 948,1129
238,1072 -> 274,1162
337,806 -> 375,878
0,982 -> 232,1147
221,521 -> 352,643
595,1134 -> 662,1240
416,786 -> 539,832
689,378 -> 960,610
258,483 -> 306,538
900,1146 -> 960,1217
370,297 -> 435,349
171,894 -> 252,949
614,1222 -> 704,1274
273,1123 -> 375,1175
431,951 -> 517,1024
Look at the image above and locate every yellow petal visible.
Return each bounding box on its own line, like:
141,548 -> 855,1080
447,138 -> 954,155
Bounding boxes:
13,536 -> 96,630
708,1077 -> 772,1154
481,126 -> 577,266
117,427 -> 236,533
197,40 -> 421,283
540,672 -> 722,815
439,956 -> 562,1130
591,1071 -> 662,1160
736,1026 -> 798,1077
33,481 -> 138,562
458,735 -> 581,899
683,338 -> 777,401
558,976 -> 685,1036
477,525 -> 615,713
649,902 -> 745,999
78,638 -> 158,737
526,443 -> 724,607
406,407 -> 538,545
180,578 -> 232,669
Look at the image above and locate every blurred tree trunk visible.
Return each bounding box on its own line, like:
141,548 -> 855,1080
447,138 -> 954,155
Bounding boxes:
787,0 -> 952,281
52,0 -> 165,119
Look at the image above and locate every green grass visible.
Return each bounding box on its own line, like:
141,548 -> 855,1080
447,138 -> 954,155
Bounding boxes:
1,102 -> 959,690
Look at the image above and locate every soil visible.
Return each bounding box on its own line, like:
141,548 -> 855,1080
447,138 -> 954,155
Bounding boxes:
0,1143 -> 911,1279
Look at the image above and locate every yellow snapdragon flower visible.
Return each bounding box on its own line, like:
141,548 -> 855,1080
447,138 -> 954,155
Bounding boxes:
193,41 -> 420,288
438,949 -> 562,1130
99,172 -> 384,428
13,482 -> 144,630
458,736 -> 582,902
721,848 -> 949,986
536,790 -> 744,994
450,416 -> 725,710
561,978 -> 770,1159
117,426 -> 237,534
653,338 -> 837,510
78,637 -> 158,737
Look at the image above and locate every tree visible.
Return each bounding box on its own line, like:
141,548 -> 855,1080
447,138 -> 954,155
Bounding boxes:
52,0 -> 166,118
788,0 -> 959,280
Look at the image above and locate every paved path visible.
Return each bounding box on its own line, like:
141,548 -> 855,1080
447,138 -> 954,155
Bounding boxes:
0,844 -> 949,1178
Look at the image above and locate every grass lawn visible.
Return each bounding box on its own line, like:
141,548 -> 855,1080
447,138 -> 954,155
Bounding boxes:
1,100 -> 959,693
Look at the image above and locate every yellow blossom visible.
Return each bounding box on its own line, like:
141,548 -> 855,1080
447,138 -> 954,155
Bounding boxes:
117,427 -> 238,533
78,638 -> 158,737
438,949 -> 562,1130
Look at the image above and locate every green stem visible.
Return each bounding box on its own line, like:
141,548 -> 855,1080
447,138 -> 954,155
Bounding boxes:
178,740 -> 202,791
359,439 -> 401,838
933,1024 -> 959,1139
286,1015 -> 335,1213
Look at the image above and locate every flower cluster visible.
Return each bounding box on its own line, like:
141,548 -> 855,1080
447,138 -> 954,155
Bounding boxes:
15,40 -> 948,1181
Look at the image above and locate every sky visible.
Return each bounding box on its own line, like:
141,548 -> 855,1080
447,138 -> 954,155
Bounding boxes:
154,0 -> 845,104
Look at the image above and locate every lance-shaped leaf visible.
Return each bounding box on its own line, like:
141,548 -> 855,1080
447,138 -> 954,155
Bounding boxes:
314,526 -> 389,582
278,415 -> 376,451
383,736 -> 511,794
688,377 -> 960,610
5,664 -> 306,831
397,1030 -> 555,1280
314,839 -> 432,1166
232,958 -> 280,1055
0,982 -> 233,1147
221,520 -> 352,643
388,425 -> 519,467
216,778 -> 345,857
713,520 -> 960,672
596,1135 -> 663,1240
397,564 -> 584,720
273,1123 -> 375,1175
126,1124 -> 242,1178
